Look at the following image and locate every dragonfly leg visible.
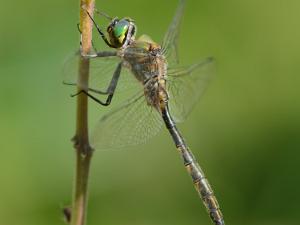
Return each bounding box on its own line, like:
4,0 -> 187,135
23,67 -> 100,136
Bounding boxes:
63,53 -> 119,94
94,8 -> 113,21
71,90 -> 112,106
77,23 -> 81,33
80,51 -> 117,59
63,81 -> 107,95
85,10 -> 114,48
77,23 -> 98,52
76,23 -> 83,49
71,62 -> 122,106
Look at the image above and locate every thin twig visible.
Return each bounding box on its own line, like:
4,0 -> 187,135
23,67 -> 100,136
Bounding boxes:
69,1 -> 95,225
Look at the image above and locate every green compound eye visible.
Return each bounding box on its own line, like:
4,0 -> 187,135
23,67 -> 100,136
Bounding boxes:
107,18 -> 135,48
113,20 -> 129,38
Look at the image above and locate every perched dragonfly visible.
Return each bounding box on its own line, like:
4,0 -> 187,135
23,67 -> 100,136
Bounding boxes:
63,0 -> 225,224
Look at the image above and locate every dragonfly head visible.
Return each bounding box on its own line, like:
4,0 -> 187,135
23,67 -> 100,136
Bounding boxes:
107,17 -> 136,48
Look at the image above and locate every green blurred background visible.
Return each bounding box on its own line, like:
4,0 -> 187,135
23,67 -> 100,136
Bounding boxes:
0,0 -> 299,225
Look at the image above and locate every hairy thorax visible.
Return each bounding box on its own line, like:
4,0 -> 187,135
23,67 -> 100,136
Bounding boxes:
121,38 -> 168,110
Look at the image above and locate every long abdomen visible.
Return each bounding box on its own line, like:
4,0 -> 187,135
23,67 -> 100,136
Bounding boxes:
161,107 -> 225,225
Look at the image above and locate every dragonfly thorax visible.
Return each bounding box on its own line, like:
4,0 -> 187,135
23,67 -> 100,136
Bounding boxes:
123,40 -> 167,82
121,39 -> 168,109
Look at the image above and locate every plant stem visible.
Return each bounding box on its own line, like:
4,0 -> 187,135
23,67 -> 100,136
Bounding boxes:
70,1 -> 95,225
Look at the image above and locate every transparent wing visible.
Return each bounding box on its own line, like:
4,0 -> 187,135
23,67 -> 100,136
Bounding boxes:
161,0 -> 186,66
90,93 -> 163,150
167,57 -> 215,123
62,50 -> 139,97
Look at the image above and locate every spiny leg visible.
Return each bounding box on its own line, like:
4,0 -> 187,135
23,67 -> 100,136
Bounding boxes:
81,50 -> 117,59
72,90 -> 112,106
77,23 -> 98,52
63,50 -> 118,94
94,8 -> 113,21
71,62 -> 122,106
77,23 -> 82,47
85,10 -> 114,48
63,82 -> 108,95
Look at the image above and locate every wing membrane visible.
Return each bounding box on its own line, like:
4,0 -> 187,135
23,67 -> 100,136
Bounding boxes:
167,57 -> 215,123
161,0 -> 186,66
90,93 -> 163,150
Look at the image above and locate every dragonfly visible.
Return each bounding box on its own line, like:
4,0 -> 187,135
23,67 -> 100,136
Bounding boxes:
63,0 -> 225,224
